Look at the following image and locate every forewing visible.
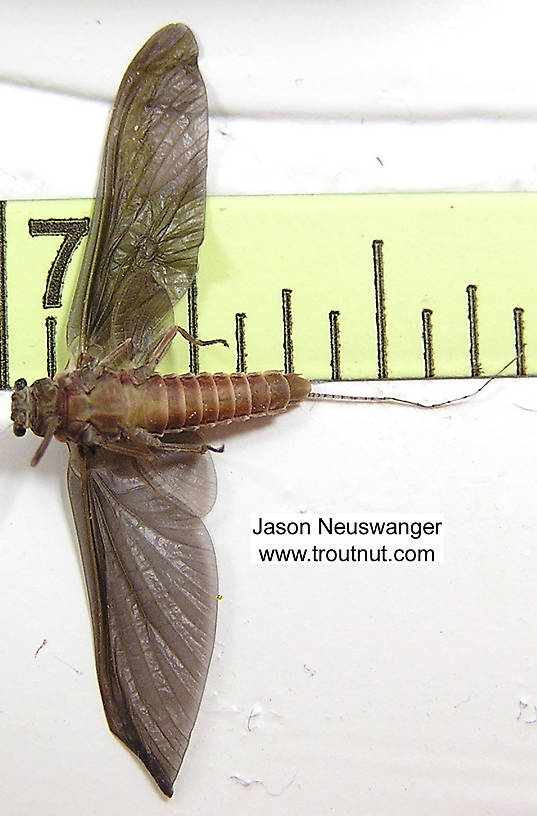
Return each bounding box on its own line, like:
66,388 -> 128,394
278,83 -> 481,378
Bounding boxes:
67,24 -> 208,367
67,437 -> 217,797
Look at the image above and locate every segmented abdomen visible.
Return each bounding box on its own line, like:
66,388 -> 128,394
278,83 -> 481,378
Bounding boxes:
163,371 -> 311,431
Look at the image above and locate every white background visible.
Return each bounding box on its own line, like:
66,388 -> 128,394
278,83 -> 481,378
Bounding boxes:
1,2 -> 537,814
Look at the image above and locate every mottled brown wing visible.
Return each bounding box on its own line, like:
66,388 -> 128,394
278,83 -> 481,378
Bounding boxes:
67,24 -> 208,368
67,436 -> 217,797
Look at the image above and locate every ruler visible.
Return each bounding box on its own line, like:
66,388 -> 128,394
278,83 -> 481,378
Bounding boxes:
2,193 -> 537,389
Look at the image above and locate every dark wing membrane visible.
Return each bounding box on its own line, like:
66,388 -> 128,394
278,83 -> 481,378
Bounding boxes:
67,437 -> 217,797
67,24 -> 208,368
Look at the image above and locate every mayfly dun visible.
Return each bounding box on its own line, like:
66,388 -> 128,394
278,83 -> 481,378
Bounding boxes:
7,21 -> 506,801
9,24 -> 311,797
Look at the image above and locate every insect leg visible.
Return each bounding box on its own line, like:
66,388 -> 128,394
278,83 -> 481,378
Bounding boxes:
99,439 -> 155,459
97,338 -> 134,368
161,440 -> 224,454
94,428 -> 160,459
160,429 -> 224,454
101,427 -> 221,458
30,417 -> 60,467
145,325 -> 229,372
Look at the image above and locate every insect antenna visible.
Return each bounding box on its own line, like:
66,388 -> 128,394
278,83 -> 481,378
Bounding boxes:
307,358 -> 517,411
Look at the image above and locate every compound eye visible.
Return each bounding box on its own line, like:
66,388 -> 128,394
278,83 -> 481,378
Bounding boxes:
14,378 -> 27,391
13,424 -> 26,437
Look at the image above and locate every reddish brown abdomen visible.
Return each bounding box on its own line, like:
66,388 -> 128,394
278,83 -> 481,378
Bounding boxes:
164,371 -> 311,431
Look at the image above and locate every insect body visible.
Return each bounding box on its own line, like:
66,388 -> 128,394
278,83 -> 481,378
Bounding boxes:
12,368 -> 310,456
9,24 -> 311,797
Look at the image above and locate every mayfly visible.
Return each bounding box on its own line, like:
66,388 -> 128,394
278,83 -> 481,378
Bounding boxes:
10,24 -> 311,796
8,21 -> 502,800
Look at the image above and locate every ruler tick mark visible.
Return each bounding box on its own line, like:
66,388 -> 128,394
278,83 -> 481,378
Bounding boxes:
513,307 -> 526,376
466,284 -> 481,377
281,288 -> 294,374
187,279 -> 199,375
235,312 -> 247,373
372,239 -> 388,379
45,315 -> 57,379
421,308 -> 434,378
329,310 -> 341,380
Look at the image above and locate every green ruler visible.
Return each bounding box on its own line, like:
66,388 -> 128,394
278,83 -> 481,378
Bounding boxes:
1,193 -> 536,389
